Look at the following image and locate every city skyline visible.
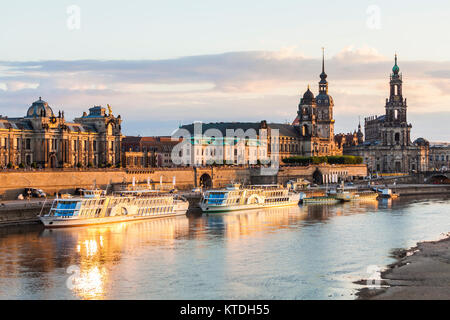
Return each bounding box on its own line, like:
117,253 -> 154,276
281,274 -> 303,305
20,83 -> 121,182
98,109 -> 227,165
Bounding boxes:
0,1 -> 449,141
1,49 -> 449,141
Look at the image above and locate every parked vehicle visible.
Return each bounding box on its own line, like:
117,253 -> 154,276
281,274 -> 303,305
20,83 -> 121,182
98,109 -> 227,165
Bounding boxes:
23,188 -> 46,198
191,187 -> 202,193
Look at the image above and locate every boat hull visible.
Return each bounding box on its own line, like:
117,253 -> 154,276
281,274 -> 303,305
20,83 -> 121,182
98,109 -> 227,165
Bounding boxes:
200,199 -> 300,213
302,197 -> 340,204
39,210 -> 187,228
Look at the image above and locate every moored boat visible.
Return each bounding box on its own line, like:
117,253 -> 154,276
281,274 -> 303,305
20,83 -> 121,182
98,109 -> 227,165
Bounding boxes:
39,189 -> 189,228
302,196 -> 340,204
199,184 -> 300,213
355,191 -> 379,200
378,188 -> 399,199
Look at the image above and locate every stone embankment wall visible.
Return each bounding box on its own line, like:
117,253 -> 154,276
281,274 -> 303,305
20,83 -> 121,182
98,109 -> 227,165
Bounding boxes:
391,184 -> 450,196
0,200 -> 51,225
0,165 -> 368,200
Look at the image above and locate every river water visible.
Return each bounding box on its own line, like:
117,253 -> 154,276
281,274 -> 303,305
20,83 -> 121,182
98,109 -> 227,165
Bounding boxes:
0,195 -> 449,300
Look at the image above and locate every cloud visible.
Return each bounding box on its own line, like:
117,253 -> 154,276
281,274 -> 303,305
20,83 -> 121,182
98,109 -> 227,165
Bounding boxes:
0,47 -> 449,141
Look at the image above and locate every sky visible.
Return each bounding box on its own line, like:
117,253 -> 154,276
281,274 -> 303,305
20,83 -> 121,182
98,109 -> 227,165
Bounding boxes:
0,0 -> 449,141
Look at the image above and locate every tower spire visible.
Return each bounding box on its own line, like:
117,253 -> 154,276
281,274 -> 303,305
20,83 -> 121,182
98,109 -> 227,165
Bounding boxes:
319,47 -> 328,94
322,47 -> 325,74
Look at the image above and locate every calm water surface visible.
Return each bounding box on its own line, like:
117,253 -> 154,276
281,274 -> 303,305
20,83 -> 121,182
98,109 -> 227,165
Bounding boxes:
0,196 -> 449,299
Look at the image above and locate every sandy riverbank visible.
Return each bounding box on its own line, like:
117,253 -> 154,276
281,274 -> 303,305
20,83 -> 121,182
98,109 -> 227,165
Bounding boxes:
357,233 -> 450,299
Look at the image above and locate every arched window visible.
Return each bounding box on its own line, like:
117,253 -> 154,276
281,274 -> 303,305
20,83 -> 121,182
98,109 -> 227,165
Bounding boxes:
107,123 -> 114,135
394,132 -> 400,144
302,125 -> 308,136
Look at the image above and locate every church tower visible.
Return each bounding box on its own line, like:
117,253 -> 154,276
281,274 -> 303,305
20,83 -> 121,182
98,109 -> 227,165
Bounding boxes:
381,54 -> 412,146
297,85 -> 316,137
315,48 -> 335,141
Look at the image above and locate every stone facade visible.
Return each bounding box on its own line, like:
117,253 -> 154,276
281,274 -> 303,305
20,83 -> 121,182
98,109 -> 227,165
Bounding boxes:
429,142 -> 450,171
344,56 -> 429,173
121,136 -> 182,168
0,98 -> 122,168
292,51 -> 342,157
0,164 -> 369,199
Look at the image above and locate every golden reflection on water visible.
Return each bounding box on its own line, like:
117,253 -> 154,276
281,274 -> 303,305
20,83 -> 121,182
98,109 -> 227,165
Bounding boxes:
45,217 -> 191,299
0,201 -> 385,299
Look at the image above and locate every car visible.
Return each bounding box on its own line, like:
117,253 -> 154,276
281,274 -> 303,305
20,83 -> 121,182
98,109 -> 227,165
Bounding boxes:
23,188 -> 46,198
169,188 -> 178,194
191,187 -> 202,192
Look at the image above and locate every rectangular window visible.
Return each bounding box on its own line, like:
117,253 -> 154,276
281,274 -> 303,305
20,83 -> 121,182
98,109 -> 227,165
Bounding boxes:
26,139 -> 31,150
93,140 -> 97,152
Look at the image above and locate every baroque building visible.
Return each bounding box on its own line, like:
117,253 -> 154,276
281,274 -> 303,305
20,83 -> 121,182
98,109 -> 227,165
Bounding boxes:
334,123 -> 364,149
428,142 -> 450,171
344,56 -> 429,173
0,98 -> 122,168
292,50 -> 342,157
121,136 -> 182,168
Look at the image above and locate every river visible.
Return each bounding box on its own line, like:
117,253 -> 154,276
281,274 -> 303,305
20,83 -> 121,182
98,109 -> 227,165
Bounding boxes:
0,195 -> 449,299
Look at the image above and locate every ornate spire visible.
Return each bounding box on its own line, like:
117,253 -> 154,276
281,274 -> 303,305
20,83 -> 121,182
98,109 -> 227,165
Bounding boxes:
320,47 -> 327,81
392,53 -> 400,74
318,48 -> 328,95
322,47 -> 325,74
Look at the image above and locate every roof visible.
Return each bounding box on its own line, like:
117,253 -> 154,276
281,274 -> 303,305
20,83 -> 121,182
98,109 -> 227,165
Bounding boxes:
179,122 -> 262,136
26,97 -> 54,118
0,119 -> 33,131
123,136 -> 182,152
178,122 -> 301,138
268,123 -> 301,138
65,122 -> 98,133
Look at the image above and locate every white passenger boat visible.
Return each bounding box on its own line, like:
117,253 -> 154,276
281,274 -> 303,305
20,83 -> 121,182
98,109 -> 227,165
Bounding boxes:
39,189 -> 189,228
199,184 -> 300,213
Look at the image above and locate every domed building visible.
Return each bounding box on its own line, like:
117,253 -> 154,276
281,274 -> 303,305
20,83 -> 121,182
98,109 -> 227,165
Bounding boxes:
26,97 -> 54,118
0,98 -> 122,168
413,137 -> 430,147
